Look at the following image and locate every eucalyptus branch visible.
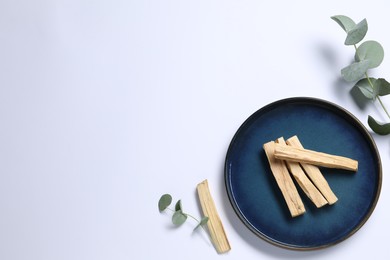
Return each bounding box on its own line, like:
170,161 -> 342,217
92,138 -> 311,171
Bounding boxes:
331,15 -> 390,135
158,194 -> 209,232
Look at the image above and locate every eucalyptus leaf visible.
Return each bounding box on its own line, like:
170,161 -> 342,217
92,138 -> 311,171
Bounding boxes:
175,200 -> 182,211
345,18 -> 368,45
368,115 -> 390,135
355,41 -> 384,68
172,210 -> 187,226
158,194 -> 172,212
193,217 -> 209,231
341,59 -> 370,82
355,78 -> 376,99
374,78 -> 390,96
331,15 -> 356,32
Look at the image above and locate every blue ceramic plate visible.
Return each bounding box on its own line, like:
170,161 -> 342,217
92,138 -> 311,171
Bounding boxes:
225,97 -> 382,250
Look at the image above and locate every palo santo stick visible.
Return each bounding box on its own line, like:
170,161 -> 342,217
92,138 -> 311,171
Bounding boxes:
274,142 -> 358,172
276,137 -> 328,208
197,179 -> 231,254
286,136 -> 338,204
263,141 -> 305,217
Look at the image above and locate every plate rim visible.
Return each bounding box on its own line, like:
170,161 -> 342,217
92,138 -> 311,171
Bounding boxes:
224,96 -> 382,250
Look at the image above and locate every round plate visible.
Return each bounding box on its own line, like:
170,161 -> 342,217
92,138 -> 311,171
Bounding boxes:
224,97 -> 382,250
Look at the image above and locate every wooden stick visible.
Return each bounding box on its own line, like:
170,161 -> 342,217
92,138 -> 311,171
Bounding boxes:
274,142 -> 358,171
275,138 -> 328,208
286,136 -> 338,204
263,141 -> 305,217
197,179 -> 231,254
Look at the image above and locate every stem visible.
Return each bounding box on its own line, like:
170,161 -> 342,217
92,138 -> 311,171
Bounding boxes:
184,213 -> 201,223
378,96 -> 390,119
365,73 -> 373,88
364,72 -> 390,120
167,207 -> 201,223
354,44 -> 358,52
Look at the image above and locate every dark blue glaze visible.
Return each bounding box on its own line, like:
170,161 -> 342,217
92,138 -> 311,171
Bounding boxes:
225,97 -> 382,250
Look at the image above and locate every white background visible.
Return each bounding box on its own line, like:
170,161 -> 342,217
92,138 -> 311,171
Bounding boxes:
1,0 -> 389,259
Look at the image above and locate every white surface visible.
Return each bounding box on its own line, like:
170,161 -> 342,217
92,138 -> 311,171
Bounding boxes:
0,0 -> 389,259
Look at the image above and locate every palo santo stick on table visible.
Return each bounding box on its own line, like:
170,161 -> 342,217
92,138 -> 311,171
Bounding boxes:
263,141 -> 305,217
276,137 -> 328,208
286,136 -> 338,204
197,179 -> 231,254
274,142 -> 358,172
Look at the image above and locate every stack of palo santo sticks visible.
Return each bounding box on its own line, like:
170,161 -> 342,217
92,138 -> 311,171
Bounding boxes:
263,135 -> 358,217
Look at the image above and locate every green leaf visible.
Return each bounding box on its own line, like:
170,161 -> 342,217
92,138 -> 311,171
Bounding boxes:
355,41 -> 384,68
368,115 -> 390,135
341,60 -> 370,82
175,200 -> 182,211
172,210 -> 187,226
355,78 -> 376,99
374,78 -> 390,96
158,194 -> 172,212
331,15 -> 356,32
345,18 -> 368,45
193,216 -> 209,231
